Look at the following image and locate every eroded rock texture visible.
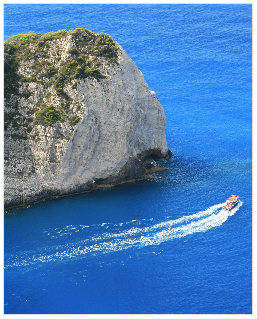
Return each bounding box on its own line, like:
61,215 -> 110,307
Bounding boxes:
4,29 -> 171,209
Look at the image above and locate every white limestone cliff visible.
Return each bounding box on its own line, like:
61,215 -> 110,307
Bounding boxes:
4,31 -> 171,209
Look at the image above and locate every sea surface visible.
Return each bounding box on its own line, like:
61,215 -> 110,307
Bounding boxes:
4,4 -> 252,314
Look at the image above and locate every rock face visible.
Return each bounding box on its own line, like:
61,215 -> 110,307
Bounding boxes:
4,29 -> 171,210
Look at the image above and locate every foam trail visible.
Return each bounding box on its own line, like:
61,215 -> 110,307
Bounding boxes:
5,201 -> 242,268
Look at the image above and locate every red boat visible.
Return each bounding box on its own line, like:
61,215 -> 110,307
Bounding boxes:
223,195 -> 239,210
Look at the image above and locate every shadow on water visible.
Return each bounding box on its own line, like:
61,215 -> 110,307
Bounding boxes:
156,154 -> 220,187
155,153 -> 251,188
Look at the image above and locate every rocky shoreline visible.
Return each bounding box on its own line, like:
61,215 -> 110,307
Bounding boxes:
5,149 -> 172,211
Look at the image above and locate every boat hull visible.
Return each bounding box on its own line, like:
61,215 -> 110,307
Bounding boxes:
223,203 -> 238,211
223,195 -> 239,210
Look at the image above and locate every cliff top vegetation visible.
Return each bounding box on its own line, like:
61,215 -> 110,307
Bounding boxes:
5,28 -> 119,98
4,28 -> 119,132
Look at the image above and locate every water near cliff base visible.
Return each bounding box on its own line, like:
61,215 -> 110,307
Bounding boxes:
4,4 -> 252,314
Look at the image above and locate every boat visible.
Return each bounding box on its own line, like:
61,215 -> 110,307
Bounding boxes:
223,195 -> 239,210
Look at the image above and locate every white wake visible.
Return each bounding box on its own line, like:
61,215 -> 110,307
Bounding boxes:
5,201 -> 242,268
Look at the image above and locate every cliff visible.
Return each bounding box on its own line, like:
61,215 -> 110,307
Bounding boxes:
4,28 -> 171,210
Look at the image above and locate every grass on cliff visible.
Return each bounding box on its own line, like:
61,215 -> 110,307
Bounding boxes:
5,28 -> 118,91
4,28 -> 119,132
35,105 -> 61,126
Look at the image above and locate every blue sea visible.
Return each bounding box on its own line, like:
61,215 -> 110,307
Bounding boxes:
4,4 -> 252,314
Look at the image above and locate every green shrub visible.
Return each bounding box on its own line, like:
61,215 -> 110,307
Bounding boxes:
44,92 -> 51,99
20,88 -> 32,99
72,81 -> 77,89
24,74 -> 37,83
46,77 -> 55,87
69,115 -> 80,126
35,105 -> 61,126
26,126 -> 33,133
60,113 -> 68,123
4,109 -> 23,131
4,45 -> 20,98
46,65 -> 57,78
